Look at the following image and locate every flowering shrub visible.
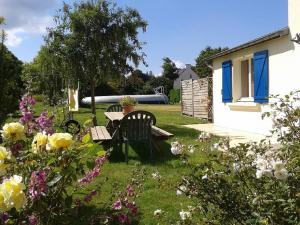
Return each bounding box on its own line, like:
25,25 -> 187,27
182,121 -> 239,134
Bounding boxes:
176,91 -> 300,225
0,95 -> 107,224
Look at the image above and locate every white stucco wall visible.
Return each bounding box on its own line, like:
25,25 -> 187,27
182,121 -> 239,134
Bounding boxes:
212,35 -> 300,135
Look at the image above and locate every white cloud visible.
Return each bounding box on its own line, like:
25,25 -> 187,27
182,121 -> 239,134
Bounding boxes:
5,28 -> 23,47
0,0 -> 58,47
172,59 -> 186,69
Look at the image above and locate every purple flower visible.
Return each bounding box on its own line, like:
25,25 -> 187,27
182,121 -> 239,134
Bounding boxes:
1,213 -> 9,224
35,111 -> 54,135
126,185 -> 134,196
83,190 -> 97,203
125,202 -> 137,215
113,199 -> 122,210
118,214 -> 129,224
78,167 -> 100,184
28,214 -> 38,225
10,143 -> 23,157
28,170 -> 48,200
95,156 -> 106,166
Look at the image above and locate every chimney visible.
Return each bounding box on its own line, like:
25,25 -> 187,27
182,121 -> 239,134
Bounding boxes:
288,0 -> 300,37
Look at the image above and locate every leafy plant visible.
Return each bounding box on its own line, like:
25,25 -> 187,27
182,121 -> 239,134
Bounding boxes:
175,91 -> 300,225
119,96 -> 137,107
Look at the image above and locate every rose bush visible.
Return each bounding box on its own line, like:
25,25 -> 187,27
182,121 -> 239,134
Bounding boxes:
175,91 -> 300,225
0,95 -> 108,224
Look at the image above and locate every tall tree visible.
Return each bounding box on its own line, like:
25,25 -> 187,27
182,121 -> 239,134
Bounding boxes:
46,0 -> 147,125
161,57 -> 179,81
195,46 -> 228,78
0,17 -> 23,124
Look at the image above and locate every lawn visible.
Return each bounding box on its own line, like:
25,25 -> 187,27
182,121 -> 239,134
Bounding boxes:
10,103 -> 215,224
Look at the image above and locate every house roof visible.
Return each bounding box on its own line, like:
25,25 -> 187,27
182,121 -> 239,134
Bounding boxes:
205,27 -> 290,62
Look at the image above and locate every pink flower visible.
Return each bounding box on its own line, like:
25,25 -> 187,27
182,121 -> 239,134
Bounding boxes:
113,199 -> 122,210
78,167 -> 100,184
118,214 -> 130,224
126,185 -> 134,196
28,170 -> 48,200
28,214 -> 38,225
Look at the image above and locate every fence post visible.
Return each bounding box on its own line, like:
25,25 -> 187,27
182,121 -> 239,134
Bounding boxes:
191,79 -> 194,117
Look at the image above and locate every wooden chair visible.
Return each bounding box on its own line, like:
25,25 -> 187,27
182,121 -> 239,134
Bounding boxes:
120,110 -> 156,163
106,104 -> 122,112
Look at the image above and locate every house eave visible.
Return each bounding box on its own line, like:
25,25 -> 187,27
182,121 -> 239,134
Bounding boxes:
205,27 -> 290,63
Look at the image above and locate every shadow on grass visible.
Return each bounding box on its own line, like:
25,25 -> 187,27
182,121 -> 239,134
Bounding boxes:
108,125 -> 201,165
61,205 -> 140,225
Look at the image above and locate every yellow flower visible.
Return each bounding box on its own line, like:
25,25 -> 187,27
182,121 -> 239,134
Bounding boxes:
0,175 -> 26,211
0,147 -> 11,176
32,133 -> 48,153
48,133 -> 73,150
1,122 -> 25,142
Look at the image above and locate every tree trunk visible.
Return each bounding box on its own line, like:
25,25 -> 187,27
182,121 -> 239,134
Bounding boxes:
91,81 -> 97,126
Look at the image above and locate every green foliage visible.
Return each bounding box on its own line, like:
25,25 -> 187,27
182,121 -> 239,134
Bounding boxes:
0,44 -> 23,124
46,0 -> 147,124
195,46 -> 228,78
162,57 -> 179,81
119,96 -> 137,107
177,91 -> 300,225
169,89 -> 180,104
21,46 -> 65,105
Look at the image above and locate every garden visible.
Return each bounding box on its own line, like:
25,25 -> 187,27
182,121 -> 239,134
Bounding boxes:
0,92 -> 299,225
0,0 -> 299,224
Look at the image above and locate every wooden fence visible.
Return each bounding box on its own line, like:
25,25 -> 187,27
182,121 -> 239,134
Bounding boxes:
181,77 -> 212,121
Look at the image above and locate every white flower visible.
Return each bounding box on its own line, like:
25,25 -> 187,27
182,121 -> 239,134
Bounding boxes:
272,161 -> 285,171
210,143 -> 219,151
198,132 -> 211,141
202,174 -> 208,180
255,157 -> 268,170
170,141 -> 183,155
246,150 -> 255,157
154,209 -> 162,216
151,172 -> 161,180
179,210 -> 191,221
188,145 -> 194,153
256,169 -> 263,179
176,185 -> 187,195
274,168 -> 288,180
233,162 -> 240,173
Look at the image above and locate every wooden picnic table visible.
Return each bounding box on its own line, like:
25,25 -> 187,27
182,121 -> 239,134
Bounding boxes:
104,112 -> 124,122
104,111 -> 173,140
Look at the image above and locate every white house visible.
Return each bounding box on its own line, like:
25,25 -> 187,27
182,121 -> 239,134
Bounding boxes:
206,0 -> 300,135
173,64 -> 199,89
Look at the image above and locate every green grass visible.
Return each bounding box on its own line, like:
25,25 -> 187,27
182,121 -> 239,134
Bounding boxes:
10,103 -> 215,224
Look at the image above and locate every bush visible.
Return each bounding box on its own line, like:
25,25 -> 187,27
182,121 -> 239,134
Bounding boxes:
0,45 -> 23,124
174,91 -> 300,225
0,95 -> 108,224
169,89 -> 180,104
32,94 -> 46,102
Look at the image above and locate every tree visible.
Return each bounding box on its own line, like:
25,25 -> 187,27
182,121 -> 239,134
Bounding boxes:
46,0 -> 147,125
161,57 -> 179,81
0,18 -> 23,124
21,46 -> 65,105
195,46 -> 228,78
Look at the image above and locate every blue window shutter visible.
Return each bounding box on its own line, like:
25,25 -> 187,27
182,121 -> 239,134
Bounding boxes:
222,60 -> 232,103
254,50 -> 269,103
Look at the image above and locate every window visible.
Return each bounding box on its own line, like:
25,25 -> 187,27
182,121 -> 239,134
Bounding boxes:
240,58 -> 254,100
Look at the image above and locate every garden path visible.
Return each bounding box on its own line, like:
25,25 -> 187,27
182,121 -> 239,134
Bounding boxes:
183,123 -> 278,147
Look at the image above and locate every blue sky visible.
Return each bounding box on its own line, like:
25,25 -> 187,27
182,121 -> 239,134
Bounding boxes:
0,0 -> 287,75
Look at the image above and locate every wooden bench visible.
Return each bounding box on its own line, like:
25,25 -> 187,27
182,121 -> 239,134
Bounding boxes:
90,126 -> 112,142
151,126 -> 173,140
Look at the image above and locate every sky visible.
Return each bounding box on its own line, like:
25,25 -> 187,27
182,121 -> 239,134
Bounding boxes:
0,0 -> 288,76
